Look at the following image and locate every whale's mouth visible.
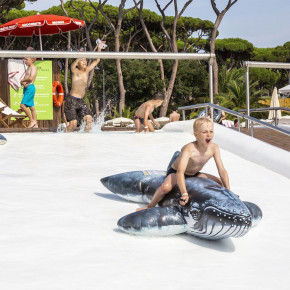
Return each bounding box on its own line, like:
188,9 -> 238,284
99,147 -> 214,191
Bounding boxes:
187,206 -> 252,240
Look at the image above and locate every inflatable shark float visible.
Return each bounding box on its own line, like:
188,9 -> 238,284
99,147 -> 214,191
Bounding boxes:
0,134 -> 7,145
101,152 -> 262,240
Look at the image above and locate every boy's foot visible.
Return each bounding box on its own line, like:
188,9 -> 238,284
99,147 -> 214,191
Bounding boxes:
136,206 -> 149,212
27,121 -> 38,128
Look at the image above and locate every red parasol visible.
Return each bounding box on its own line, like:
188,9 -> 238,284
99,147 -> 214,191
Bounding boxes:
0,14 -> 85,50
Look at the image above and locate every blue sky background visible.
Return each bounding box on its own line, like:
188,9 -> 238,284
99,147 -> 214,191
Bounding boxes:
24,0 -> 290,48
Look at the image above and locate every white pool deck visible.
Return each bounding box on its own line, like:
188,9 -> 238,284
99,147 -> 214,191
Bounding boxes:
0,121 -> 289,290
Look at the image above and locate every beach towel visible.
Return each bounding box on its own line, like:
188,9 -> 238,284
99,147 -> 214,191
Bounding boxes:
222,120 -> 234,127
8,59 -> 26,90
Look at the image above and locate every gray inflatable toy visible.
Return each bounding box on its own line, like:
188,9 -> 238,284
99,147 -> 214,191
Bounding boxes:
101,152 -> 262,240
0,133 -> 7,145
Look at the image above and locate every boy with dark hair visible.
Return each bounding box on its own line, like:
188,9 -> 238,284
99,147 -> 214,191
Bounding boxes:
134,92 -> 165,133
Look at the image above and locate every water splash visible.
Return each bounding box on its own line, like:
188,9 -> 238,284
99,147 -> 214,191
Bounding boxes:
57,106 -> 108,134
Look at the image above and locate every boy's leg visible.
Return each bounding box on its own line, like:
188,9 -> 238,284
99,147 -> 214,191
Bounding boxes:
20,104 -> 33,126
29,106 -> 38,128
197,172 -> 223,186
147,121 -> 155,132
136,173 -> 177,211
134,118 -> 142,132
83,114 -> 93,133
66,120 -> 78,132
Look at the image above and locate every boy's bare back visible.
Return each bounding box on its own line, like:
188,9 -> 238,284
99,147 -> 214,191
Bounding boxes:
135,100 -> 156,118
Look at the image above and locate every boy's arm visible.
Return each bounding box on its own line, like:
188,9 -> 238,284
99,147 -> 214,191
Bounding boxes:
149,113 -> 160,127
87,41 -> 104,72
71,58 -> 81,73
176,147 -> 191,204
213,144 -> 230,190
220,110 -> 226,122
143,105 -> 151,130
21,65 -> 37,84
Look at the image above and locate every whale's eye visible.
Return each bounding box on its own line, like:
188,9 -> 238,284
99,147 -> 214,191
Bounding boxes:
190,208 -> 200,220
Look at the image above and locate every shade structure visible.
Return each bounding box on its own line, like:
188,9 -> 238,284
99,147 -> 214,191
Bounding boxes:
0,14 -> 85,50
279,85 -> 290,95
268,87 -> 282,120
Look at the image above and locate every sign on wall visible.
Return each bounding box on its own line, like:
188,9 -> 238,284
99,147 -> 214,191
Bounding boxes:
10,60 -> 53,120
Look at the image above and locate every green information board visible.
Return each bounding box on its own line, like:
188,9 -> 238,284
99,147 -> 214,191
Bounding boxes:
10,60 -> 53,120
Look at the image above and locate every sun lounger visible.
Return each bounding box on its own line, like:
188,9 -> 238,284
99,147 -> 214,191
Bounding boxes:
0,97 -> 27,128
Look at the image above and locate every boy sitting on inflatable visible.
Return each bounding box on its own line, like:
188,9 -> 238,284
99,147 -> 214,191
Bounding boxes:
137,117 -> 230,211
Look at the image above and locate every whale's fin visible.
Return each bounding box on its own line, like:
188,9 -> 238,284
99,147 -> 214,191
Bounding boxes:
166,151 -> 180,172
117,206 -> 188,236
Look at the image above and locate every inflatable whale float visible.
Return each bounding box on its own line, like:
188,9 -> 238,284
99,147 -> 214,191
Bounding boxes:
0,133 -> 7,145
101,152 -> 262,240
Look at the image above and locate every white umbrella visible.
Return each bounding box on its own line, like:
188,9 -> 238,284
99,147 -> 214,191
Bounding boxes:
268,87 -> 282,120
278,85 -> 290,95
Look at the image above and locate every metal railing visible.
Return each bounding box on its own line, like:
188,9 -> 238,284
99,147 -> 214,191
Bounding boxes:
239,107 -> 290,126
178,103 -> 290,137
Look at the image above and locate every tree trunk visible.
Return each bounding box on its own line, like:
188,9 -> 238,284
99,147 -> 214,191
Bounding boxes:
116,58 -> 126,114
210,0 -> 239,95
160,59 -> 178,116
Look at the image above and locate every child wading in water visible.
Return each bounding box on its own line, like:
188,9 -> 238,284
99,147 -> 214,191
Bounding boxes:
134,92 -> 164,133
137,117 -> 230,211
20,57 -> 38,128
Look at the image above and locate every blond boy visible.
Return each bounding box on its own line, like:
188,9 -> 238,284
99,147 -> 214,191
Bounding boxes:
137,117 -> 230,211
20,57 -> 38,128
134,92 -> 165,133
64,41 -> 105,132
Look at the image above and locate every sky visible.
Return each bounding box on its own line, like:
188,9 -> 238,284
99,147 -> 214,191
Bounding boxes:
23,0 -> 290,48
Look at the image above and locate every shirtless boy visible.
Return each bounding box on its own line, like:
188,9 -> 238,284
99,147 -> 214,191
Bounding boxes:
134,92 -> 165,133
20,57 -> 38,128
64,41 -> 105,132
169,109 -> 180,122
137,117 -> 230,211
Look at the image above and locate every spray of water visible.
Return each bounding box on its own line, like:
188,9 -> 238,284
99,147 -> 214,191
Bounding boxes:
56,106 -> 108,133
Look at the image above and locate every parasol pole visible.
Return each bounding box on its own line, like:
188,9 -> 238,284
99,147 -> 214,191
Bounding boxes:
36,13 -> 43,52
38,26 -> 43,51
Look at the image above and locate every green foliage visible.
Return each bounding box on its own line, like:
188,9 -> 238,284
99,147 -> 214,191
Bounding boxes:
122,60 -> 164,108
216,65 -> 269,119
0,1 -> 288,118
214,38 -> 254,68
107,105 -> 135,119
0,0 -> 36,21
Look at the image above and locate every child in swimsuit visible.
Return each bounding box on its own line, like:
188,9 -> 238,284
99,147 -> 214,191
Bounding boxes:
20,57 -> 38,128
64,40 -> 106,132
134,92 -> 164,133
137,117 -> 230,211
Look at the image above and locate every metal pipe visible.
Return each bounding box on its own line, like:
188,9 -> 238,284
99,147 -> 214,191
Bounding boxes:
182,110 -> 185,121
102,69 -> 106,109
178,103 -> 290,137
245,64 -> 250,128
208,58 -> 214,121
243,61 -> 290,69
0,50 -> 214,60
250,121 -> 254,137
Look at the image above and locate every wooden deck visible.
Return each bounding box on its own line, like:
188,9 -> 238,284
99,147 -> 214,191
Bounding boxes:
233,127 -> 290,152
0,127 -> 57,133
